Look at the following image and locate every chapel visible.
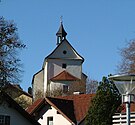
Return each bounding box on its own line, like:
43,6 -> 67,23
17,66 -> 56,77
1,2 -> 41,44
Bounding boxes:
32,22 -> 87,100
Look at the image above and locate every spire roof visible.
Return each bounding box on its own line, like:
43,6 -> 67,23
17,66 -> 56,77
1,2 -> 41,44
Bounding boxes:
56,22 -> 67,38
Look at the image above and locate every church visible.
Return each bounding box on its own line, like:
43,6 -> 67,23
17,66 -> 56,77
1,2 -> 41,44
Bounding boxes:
32,22 -> 87,100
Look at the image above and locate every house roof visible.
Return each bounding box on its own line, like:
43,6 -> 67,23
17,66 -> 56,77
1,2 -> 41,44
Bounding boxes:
57,94 -> 95,122
4,83 -> 32,98
46,97 -> 76,123
27,97 -> 76,124
26,98 -> 45,115
50,71 -> 80,81
0,91 -> 40,125
27,94 -> 95,124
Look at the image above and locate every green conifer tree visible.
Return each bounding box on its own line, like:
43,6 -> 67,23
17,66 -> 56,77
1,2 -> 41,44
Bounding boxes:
85,76 -> 121,125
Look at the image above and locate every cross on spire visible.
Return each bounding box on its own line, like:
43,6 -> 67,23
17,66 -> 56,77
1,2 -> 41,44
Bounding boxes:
60,16 -> 63,24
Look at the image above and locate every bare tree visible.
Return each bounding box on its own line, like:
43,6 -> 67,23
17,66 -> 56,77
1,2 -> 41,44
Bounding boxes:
118,40 -> 135,74
86,79 -> 98,94
46,86 -> 63,97
35,90 -> 44,101
68,80 -> 86,95
0,17 -> 25,88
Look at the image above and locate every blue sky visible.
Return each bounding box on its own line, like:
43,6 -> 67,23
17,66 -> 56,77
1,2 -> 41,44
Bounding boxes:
1,0 -> 135,91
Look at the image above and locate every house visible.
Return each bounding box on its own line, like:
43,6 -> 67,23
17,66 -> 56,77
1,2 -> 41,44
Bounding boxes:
3,83 -> 32,109
26,93 -> 95,125
0,91 -> 40,125
32,22 -> 87,100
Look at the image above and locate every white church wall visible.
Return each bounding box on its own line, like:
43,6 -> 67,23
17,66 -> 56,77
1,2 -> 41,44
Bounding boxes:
49,81 -> 71,92
32,70 -> 44,100
44,61 -> 48,94
47,59 -> 82,79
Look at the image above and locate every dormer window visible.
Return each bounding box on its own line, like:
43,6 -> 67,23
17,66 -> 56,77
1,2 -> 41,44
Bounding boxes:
62,63 -> 67,69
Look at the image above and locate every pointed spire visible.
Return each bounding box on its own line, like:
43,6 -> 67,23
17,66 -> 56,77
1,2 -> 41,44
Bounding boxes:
56,17 -> 67,45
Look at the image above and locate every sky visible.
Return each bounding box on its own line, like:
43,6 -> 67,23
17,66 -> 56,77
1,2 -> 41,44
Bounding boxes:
1,0 -> 135,91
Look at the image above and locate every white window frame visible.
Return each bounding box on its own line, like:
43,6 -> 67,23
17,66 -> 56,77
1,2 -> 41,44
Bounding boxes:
47,116 -> 53,125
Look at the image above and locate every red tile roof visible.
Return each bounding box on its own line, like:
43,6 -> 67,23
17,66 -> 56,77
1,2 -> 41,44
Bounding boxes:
46,97 -> 76,123
26,98 -> 45,114
27,97 -> 76,124
50,71 -> 80,81
57,94 -> 95,122
26,94 -> 95,124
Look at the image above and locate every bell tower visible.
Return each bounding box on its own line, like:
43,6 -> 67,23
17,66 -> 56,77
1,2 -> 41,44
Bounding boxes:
56,18 -> 67,45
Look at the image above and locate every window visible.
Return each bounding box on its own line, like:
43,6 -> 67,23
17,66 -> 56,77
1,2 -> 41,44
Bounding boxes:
63,50 -> 67,54
47,117 -> 53,125
63,85 -> 69,93
62,63 -> 67,69
0,115 -> 10,125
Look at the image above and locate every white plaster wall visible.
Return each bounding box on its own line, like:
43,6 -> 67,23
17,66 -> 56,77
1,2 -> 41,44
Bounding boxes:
47,59 -> 82,79
33,70 -> 44,100
38,106 -> 72,125
0,101 -> 34,125
44,61 -> 48,93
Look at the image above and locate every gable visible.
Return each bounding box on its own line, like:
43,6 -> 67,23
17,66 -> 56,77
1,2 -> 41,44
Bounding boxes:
27,94 -> 95,124
27,97 -> 76,124
0,101 -> 34,125
38,105 -> 71,125
0,92 -> 40,125
45,39 -> 84,61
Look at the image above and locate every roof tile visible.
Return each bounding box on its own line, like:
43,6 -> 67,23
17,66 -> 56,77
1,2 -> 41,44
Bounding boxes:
50,71 -> 80,81
26,94 -> 95,123
57,94 -> 95,122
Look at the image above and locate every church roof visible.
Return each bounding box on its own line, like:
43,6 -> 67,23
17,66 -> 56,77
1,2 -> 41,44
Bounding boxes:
44,39 -> 84,61
50,71 -> 80,81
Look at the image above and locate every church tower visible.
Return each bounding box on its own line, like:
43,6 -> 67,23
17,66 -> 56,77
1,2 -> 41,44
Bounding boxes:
32,22 -> 87,101
56,21 -> 67,45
